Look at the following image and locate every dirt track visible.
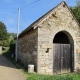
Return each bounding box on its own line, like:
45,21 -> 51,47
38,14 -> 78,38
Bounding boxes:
0,54 -> 26,80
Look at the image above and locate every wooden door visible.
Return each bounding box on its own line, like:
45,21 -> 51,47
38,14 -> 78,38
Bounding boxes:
53,44 -> 71,74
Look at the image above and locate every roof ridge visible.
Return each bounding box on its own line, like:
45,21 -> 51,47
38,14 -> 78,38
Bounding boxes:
19,1 -> 65,37
19,1 -> 80,38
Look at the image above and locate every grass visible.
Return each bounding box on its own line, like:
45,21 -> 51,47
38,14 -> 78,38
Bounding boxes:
26,73 -> 80,80
2,47 -> 17,65
2,47 -> 80,80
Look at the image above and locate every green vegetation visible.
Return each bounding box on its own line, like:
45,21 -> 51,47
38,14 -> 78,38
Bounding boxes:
70,7 -> 80,23
70,0 -> 80,23
0,21 -> 16,47
9,40 -> 16,53
0,21 -> 9,46
2,47 -> 17,65
2,48 -> 80,80
76,0 -> 80,7
0,21 -> 9,41
26,73 -> 80,80
8,33 -> 16,38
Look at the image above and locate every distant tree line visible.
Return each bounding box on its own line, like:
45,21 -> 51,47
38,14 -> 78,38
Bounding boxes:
8,33 -> 16,38
0,21 -> 16,47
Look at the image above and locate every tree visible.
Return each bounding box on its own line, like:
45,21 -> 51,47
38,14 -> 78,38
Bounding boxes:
70,7 -> 80,23
0,21 -> 9,41
70,0 -> 80,23
0,21 -> 9,46
8,33 -> 16,38
76,0 -> 80,7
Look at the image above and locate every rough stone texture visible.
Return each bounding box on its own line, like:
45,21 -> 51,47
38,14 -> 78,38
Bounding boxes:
18,2 -> 80,75
18,29 -> 38,71
37,2 -> 80,74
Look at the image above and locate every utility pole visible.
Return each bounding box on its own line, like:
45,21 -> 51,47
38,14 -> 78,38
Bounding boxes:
15,8 -> 20,61
15,0 -> 39,61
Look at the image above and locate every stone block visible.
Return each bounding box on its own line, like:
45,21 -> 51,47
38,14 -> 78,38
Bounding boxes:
41,66 -> 48,70
32,51 -> 37,55
39,55 -> 45,59
76,49 -> 80,54
44,60 -> 49,65
49,53 -> 53,59
48,64 -> 53,69
45,55 -> 49,59
38,70 -> 46,74
47,43 -> 53,48
42,44 -> 48,48
46,69 -> 52,73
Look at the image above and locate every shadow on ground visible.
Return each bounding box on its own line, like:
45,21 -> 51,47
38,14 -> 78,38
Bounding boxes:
0,54 -> 15,68
0,50 -> 25,70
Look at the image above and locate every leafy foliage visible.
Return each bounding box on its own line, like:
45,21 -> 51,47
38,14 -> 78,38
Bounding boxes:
0,21 -> 9,46
0,21 -> 9,41
0,41 -> 3,46
70,0 -> 80,23
9,40 -> 16,53
3,40 -> 9,47
70,7 -> 80,23
76,0 -> 80,7
2,48 -> 17,65
8,33 -> 16,38
0,21 -> 16,47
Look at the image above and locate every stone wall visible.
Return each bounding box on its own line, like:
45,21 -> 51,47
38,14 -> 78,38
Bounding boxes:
18,29 -> 38,71
18,2 -> 80,74
37,2 -> 80,74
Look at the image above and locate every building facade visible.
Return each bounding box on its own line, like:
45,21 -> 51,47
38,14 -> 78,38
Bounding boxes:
18,1 -> 80,74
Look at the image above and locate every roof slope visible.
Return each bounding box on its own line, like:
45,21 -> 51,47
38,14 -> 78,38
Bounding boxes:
19,1 -> 80,38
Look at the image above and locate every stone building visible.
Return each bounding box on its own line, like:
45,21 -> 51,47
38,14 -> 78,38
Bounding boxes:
18,1 -> 80,74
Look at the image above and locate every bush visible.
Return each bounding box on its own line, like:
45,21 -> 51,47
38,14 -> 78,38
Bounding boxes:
0,40 -> 9,47
9,40 -> 16,53
0,41 -> 3,46
3,40 -> 9,47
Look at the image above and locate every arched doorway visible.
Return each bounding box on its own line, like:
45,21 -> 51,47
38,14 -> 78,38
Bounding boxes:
53,31 -> 74,74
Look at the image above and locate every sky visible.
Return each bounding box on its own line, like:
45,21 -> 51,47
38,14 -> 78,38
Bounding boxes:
0,0 -> 76,33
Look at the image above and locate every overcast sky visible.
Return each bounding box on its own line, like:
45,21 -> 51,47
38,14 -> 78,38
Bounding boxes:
0,0 -> 76,33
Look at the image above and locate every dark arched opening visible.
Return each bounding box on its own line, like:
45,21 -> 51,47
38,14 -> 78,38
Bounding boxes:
53,32 -> 70,44
53,31 -> 74,74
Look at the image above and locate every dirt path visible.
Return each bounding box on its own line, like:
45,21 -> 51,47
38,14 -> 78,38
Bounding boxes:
0,54 -> 26,80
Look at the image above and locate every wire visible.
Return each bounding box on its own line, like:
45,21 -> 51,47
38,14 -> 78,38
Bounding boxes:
21,0 -> 40,10
19,0 -> 40,28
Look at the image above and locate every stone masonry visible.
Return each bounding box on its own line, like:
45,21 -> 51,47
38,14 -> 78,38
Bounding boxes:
18,1 -> 80,74
18,29 -> 38,71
